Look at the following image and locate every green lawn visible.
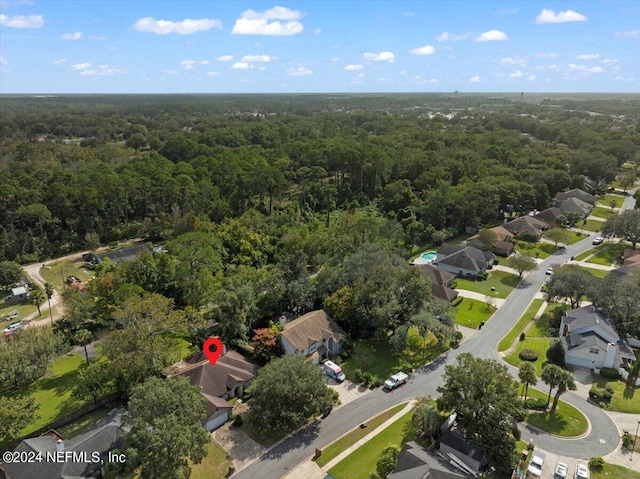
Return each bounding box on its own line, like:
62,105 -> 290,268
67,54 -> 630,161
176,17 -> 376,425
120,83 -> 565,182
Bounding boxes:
504,338 -> 552,376
592,375 -> 640,414
527,312 -> 550,338
515,241 -> 557,259
566,231 -> 589,245
0,300 -> 38,329
574,219 -> 606,233
316,403 -> 408,467
56,406 -> 114,438
580,267 -> 609,279
591,206 -> 619,220
455,270 -> 520,299
497,299 -> 545,352
597,194 -> 625,209
586,243 -> 626,266
189,440 -> 233,479
328,409 -> 414,479
523,388 -> 589,437
453,298 -> 496,329
591,462 -> 640,479
40,258 -> 94,291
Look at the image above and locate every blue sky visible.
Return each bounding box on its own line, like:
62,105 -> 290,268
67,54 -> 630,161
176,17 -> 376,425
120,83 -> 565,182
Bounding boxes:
0,1 -> 638,93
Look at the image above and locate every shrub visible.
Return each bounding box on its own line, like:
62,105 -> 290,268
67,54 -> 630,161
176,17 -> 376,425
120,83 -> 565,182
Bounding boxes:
519,349 -> 539,362
232,414 -> 243,427
450,280 -> 458,289
622,433 -> 635,450
523,397 -> 547,410
546,339 -> 565,366
600,367 -> 620,379
519,332 -> 526,342
588,457 -> 604,472
354,368 -> 364,384
451,296 -> 463,307
589,388 -> 613,402
605,384 -> 614,394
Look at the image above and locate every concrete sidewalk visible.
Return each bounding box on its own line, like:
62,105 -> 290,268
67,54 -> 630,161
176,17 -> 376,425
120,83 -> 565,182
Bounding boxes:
455,289 -> 506,307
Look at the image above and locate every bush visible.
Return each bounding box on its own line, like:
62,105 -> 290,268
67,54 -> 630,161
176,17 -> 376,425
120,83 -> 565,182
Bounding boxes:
588,457 -> 604,472
622,433 -> 635,450
451,296 -> 463,307
546,339 -> 565,366
476,272 -> 488,281
599,367 -> 620,379
519,349 -> 539,362
232,414 -> 243,427
519,332 -> 526,342
523,397 -> 547,410
589,388 -> 613,402
605,384 -> 615,394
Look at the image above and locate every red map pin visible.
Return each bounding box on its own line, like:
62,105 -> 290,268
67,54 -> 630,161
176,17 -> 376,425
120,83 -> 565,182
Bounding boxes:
203,337 -> 224,366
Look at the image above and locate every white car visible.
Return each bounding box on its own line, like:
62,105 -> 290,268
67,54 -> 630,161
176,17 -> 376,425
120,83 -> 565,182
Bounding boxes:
575,463 -> 589,479
546,267 -> 554,275
554,461 -> 568,479
527,451 -> 545,477
384,372 -> 408,390
592,236 -> 604,245
3,322 -> 22,335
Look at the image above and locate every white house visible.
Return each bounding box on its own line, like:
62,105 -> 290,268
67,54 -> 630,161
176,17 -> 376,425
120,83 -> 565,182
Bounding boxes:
559,306 -> 635,370
281,309 -> 346,364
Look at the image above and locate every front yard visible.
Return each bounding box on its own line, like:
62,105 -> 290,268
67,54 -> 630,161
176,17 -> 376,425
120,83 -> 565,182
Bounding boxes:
573,219 -> 606,232
591,206 -> 619,220
455,270 -> 520,299
39,258 -> 94,290
453,297 -> 496,329
504,338 -> 552,376
515,241 -> 558,259
592,375 -> 640,414
597,194 -> 625,209
497,299 -> 545,352
575,243 -> 626,266
189,440 -> 233,479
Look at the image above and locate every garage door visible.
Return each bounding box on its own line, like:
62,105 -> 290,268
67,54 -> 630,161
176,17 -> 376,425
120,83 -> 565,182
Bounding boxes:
206,410 -> 230,431
566,354 -> 594,369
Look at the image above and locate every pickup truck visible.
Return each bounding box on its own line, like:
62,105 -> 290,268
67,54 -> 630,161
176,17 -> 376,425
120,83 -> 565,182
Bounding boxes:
384,372 -> 409,390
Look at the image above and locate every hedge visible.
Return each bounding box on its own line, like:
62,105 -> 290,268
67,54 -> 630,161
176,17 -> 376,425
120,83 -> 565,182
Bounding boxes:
524,397 -> 547,410
599,367 -> 620,379
519,349 -> 539,362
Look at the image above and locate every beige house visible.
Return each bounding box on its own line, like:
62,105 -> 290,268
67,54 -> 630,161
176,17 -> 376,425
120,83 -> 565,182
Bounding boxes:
281,309 -> 346,364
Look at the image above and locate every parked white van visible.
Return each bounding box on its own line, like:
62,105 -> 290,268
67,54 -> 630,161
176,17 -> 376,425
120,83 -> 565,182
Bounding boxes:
384,372 -> 409,390
323,360 -> 345,381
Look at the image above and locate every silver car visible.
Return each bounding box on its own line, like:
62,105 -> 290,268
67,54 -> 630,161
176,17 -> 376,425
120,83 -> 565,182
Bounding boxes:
554,462 -> 567,479
575,463 -> 589,479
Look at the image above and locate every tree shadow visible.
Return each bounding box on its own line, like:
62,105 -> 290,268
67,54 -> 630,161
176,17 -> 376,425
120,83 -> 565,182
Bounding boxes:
623,385 -> 636,400
262,420 -> 321,459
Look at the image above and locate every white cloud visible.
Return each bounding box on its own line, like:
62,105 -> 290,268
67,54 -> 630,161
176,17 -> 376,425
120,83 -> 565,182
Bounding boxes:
500,56 -> 527,66
241,54 -> 275,62
69,62 -> 92,71
79,64 -> 122,76
232,62 -> 252,69
528,75 -> 536,81
133,17 -> 222,35
509,70 -> 523,78
436,31 -> 472,42
62,31 -> 82,41
568,63 -> 585,71
344,64 -> 363,71
331,57 -> 340,62
286,66 -> 312,76
549,64 -> 560,71
614,30 -> 640,38
536,9 -> 587,24
602,58 -> 618,64
217,55 -> 233,62
232,6 -> 303,36
470,76 -> 480,82
0,14 -> 44,28
53,58 -> 67,66
475,30 -> 508,42
363,51 -> 395,62
165,70 -> 179,75
181,60 -> 197,70
206,71 -> 219,76
199,60 -> 210,65
536,53 -> 558,59
409,44 -> 435,55
313,28 -> 321,34
357,72 -> 365,78
89,35 -> 106,41
0,55 -> 6,66
588,66 -> 603,73
577,54 -> 599,60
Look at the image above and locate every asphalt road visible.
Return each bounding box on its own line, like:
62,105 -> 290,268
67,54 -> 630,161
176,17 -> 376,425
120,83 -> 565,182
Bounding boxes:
234,232 -> 622,479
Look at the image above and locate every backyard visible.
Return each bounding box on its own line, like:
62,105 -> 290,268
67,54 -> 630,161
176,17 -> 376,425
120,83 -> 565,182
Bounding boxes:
454,270 -> 520,299
453,297 -> 496,329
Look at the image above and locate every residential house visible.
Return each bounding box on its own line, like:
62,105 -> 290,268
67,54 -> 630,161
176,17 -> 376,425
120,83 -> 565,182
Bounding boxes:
417,264 -> 459,303
439,414 -> 486,477
95,244 -> 153,264
555,188 -> 597,205
557,197 -> 593,218
4,286 -> 28,305
533,207 -> 567,229
434,244 -> 494,278
1,408 -> 127,479
388,441 -> 469,479
622,249 -> 640,268
503,216 -> 548,239
281,309 -> 346,364
172,348 -> 257,431
466,226 -> 516,257
559,306 -> 635,370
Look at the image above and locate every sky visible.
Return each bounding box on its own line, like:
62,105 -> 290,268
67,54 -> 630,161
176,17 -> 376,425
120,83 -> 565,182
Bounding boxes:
0,0 -> 639,94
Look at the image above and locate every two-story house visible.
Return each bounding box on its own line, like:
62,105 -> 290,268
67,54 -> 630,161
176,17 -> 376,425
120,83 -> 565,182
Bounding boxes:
281,309 -> 345,364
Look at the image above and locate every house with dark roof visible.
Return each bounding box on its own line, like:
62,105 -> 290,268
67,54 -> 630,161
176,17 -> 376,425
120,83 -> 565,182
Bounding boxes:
503,216 -> 548,239
434,245 -> 494,278
388,441 -> 470,479
96,243 -> 153,264
557,197 -> 593,217
559,306 -> 635,370
466,226 -> 516,257
533,207 -> 567,229
1,408 -> 127,479
622,249 -> 640,268
172,349 -> 257,431
281,309 -> 345,364
438,415 -> 486,477
417,264 -> 459,303
555,188 -> 597,205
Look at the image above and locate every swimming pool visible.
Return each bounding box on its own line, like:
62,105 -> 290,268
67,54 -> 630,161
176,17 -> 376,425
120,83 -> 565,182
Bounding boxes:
412,251 -> 437,265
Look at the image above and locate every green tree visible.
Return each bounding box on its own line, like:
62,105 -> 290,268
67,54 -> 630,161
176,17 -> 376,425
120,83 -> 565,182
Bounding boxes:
0,395 -> 38,443
376,445 -> 400,478
602,210 -> 640,249
541,364 -> 565,407
477,228 -> 498,251
550,369 -> 576,414
0,260 -> 23,290
73,361 -> 113,403
247,355 -> 333,434
545,264 -> 593,308
412,397 -> 442,444
124,376 -> 210,479
544,228 -> 571,248
74,328 -> 93,365
618,172 -> 637,193
546,339 -> 565,366
505,254 -> 537,278
436,353 -> 525,474
44,282 -> 54,325
30,284 -> 45,316
518,362 -> 537,400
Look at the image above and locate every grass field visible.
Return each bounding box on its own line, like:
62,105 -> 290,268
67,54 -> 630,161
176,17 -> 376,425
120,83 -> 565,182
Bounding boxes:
455,271 -> 520,299
527,311 -> 550,338
566,231 -> 590,245
524,388 -> 589,437
574,219 -> 606,233
56,406 -> 114,439
316,403 -> 408,467
504,338 -> 552,376
591,462 -> 640,479
497,299 -> 545,352
591,206 -> 619,220
515,241 -> 557,259
453,298 -> 496,329
592,375 -> 640,414
0,299 -> 38,330
328,409 -> 414,479
580,267 -> 609,278
189,440 -> 233,479
39,258 -> 94,290
597,194 -> 625,209
586,243 -> 626,266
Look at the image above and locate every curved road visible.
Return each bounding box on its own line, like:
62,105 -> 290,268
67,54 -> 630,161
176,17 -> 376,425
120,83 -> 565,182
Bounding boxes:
234,232 -> 621,479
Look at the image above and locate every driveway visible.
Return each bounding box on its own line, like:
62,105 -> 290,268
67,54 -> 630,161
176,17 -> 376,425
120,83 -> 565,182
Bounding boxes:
214,418 -> 265,471
322,376 -> 370,406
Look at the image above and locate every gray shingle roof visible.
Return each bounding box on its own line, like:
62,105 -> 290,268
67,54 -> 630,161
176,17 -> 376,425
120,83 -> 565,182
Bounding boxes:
281,309 -> 345,352
558,197 -> 593,215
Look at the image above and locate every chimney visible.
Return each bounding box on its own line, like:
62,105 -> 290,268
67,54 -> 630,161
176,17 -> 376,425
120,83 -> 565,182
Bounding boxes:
56,439 -> 65,452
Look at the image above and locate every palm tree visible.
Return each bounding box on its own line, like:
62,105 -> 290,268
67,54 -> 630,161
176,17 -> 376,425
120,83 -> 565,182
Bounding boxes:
29,285 -> 45,316
519,362 -> 537,401
44,282 -> 54,325
74,329 -> 93,365
412,398 -> 442,446
550,370 -> 576,414
541,364 -> 564,408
